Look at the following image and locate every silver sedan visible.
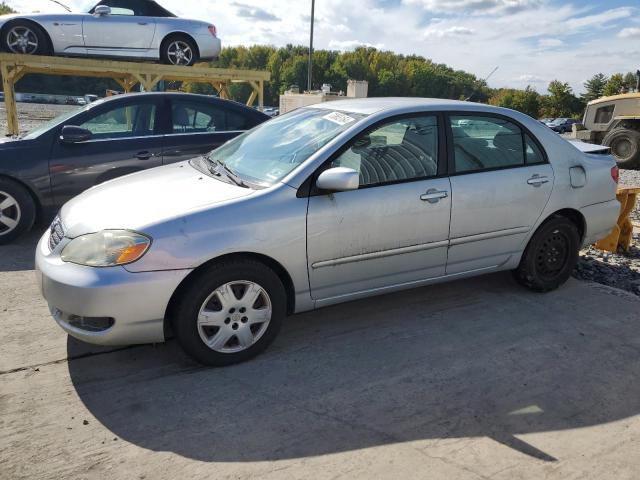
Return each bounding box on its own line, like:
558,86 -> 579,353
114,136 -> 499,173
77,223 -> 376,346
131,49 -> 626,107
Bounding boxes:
36,98 -> 620,366
0,0 -> 220,65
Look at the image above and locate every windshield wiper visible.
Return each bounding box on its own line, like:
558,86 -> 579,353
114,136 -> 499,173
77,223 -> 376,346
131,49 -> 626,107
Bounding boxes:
208,156 -> 249,188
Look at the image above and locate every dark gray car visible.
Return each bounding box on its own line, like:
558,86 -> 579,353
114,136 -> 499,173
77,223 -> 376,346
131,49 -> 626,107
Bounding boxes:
0,92 -> 269,243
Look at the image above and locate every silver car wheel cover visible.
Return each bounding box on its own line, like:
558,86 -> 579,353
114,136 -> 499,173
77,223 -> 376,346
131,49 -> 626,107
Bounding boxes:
0,191 -> 21,236
197,280 -> 272,353
166,40 -> 193,65
6,26 -> 39,54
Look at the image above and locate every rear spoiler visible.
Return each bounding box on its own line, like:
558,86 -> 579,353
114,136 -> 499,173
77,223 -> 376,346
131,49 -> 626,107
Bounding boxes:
567,140 -> 611,154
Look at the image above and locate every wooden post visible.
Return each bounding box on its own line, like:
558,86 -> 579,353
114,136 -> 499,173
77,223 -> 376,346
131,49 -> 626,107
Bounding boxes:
0,62 -> 19,136
258,80 -> 264,110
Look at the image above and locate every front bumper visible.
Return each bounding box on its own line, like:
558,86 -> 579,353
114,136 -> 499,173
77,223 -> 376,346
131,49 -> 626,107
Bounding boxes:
36,229 -> 192,346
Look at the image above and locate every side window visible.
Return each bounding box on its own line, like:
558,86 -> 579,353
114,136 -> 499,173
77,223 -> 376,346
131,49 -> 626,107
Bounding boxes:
450,116 -> 524,173
94,0 -> 136,15
525,134 -> 545,164
171,101 -> 226,133
594,105 -> 614,124
331,115 -> 439,187
226,110 -> 250,131
79,103 -> 156,139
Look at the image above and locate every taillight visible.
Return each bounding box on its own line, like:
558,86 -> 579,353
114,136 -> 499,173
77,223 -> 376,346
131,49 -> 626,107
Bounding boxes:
208,25 -> 217,37
611,165 -> 619,184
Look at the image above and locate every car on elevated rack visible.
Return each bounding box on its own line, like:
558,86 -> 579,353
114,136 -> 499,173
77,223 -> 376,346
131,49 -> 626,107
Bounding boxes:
35,97 -> 621,366
0,0 -> 220,65
0,92 -> 269,243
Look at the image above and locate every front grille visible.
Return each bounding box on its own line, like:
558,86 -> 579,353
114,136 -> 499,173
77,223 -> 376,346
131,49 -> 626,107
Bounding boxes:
48,216 -> 65,251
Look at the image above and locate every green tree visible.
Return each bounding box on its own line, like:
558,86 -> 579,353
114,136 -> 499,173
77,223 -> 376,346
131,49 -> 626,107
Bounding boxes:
623,71 -> 638,93
541,80 -> 583,118
582,73 -> 607,102
489,86 -> 540,118
0,2 -> 15,14
603,73 -> 625,97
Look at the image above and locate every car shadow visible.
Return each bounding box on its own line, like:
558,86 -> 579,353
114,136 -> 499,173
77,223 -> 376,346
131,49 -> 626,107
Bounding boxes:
0,227 -> 44,272
67,273 -> 640,463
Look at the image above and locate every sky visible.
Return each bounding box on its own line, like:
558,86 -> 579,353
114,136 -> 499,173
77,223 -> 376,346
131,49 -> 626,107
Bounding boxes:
6,0 -> 640,94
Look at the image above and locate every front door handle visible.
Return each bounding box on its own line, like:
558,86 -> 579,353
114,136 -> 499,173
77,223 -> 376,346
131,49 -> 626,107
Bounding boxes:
137,22 -> 148,25
420,189 -> 448,203
527,174 -> 550,187
136,151 -> 153,160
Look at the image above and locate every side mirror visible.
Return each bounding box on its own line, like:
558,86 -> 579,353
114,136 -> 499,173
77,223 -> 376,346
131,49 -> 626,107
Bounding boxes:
60,126 -> 92,144
316,167 -> 359,192
94,5 -> 111,16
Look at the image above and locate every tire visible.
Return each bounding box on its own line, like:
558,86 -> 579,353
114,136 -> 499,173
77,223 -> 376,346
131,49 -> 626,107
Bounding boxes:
0,177 -> 36,245
602,128 -> 640,169
172,259 -> 286,366
512,217 -> 580,292
160,35 -> 199,66
1,20 -> 49,55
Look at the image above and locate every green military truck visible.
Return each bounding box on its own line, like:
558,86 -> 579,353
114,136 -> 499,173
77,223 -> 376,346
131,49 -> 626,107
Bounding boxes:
572,92 -> 640,169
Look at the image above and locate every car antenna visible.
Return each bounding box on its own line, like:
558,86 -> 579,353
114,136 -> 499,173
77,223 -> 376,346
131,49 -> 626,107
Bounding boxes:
466,66 -> 498,102
48,0 -> 72,12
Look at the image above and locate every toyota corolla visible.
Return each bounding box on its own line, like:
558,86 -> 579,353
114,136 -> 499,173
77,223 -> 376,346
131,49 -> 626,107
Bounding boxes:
36,98 -> 620,366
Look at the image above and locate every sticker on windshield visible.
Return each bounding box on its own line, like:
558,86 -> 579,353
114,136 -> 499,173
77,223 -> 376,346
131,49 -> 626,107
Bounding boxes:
323,111 -> 356,126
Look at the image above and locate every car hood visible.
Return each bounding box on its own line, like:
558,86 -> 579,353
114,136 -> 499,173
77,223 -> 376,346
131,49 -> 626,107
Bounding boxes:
61,160 -> 255,238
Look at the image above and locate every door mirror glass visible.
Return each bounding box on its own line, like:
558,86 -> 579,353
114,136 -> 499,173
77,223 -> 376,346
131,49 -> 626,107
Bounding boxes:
94,5 -> 111,16
60,126 -> 92,144
316,167 -> 359,192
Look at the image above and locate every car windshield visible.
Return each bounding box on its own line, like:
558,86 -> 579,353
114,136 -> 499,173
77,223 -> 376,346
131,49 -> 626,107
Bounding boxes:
550,118 -> 568,125
20,106 -> 84,140
206,108 -> 366,186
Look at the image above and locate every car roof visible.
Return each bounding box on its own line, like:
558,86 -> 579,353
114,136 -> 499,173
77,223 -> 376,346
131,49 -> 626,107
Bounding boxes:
308,97 -> 509,116
90,92 -> 268,115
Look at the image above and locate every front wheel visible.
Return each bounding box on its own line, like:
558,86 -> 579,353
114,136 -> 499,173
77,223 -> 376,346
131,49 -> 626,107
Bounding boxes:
160,35 -> 199,66
512,217 -> 580,292
172,259 -> 286,366
2,21 -> 48,55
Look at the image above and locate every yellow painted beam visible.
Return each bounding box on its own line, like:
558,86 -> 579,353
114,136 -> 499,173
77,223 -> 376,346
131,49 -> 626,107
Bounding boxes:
1,62 -> 19,136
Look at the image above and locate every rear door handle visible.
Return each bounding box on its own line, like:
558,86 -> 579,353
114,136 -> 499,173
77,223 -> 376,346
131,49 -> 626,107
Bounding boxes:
527,175 -> 549,187
420,189 -> 448,203
138,22 -> 148,25
136,151 -> 153,160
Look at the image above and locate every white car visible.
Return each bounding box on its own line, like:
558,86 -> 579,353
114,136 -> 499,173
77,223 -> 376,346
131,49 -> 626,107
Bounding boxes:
0,0 -> 220,65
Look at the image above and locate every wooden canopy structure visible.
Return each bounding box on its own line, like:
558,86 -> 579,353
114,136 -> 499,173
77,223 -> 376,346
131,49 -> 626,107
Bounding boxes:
0,53 -> 270,136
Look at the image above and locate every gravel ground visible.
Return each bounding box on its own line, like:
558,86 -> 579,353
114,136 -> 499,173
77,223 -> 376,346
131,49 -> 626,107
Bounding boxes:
1,102 -> 640,294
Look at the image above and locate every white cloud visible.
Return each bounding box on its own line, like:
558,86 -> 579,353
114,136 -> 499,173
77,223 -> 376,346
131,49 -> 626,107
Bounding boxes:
537,38 -> 563,48
424,26 -> 474,38
403,0 -> 540,15
517,74 -> 545,83
618,27 -> 640,39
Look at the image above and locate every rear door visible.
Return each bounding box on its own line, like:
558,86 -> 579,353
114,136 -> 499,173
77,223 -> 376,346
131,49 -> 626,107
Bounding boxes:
162,98 -> 262,164
446,114 -> 554,274
49,96 -> 163,206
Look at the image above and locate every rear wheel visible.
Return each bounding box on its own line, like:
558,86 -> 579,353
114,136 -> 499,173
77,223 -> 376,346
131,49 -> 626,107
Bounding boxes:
160,35 -> 199,66
513,217 -> 580,292
603,128 -> 640,169
2,20 -> 48,55
0,177 -> 36,245
172,259 -> 286,366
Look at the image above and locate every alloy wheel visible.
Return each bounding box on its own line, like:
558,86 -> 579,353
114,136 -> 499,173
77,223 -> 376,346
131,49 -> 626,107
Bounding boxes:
197,280 -> 272,353
166,40 -> 193,65
6,26 -> 39,54
0,191 -> 21,236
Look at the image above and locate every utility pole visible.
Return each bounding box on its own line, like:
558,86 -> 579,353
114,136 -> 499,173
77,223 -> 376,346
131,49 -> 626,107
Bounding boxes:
307,0 -> 315,92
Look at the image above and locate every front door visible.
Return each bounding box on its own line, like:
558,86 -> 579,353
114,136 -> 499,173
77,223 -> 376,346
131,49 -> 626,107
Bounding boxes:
83,0 -> 156,52
50,97 -> 163,206
446,114 -> 554,274
306,114 -> 451,302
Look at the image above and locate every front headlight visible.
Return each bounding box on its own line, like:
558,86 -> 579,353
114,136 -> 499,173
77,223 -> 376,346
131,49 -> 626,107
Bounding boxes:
61,230 -> 151,267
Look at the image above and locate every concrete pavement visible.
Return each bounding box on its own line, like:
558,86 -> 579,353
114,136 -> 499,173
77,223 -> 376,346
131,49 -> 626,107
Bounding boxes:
1,228 -> 640,479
